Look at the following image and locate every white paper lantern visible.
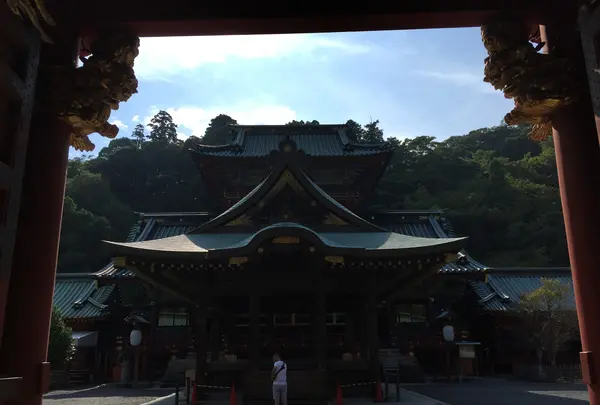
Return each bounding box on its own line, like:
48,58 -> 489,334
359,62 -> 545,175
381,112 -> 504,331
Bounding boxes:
442,325 -> 455,342
130,329 -> 142,347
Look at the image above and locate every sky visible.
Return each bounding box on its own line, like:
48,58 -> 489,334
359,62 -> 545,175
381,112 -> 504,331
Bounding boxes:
76,27 -> 515,158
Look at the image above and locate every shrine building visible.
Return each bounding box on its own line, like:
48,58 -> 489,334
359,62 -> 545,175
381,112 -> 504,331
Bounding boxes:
104,124 -> 467,399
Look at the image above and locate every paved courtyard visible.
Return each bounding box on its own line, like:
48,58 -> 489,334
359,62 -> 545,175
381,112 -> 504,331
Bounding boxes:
404,379 -> 589,405
43,386 -> 174,405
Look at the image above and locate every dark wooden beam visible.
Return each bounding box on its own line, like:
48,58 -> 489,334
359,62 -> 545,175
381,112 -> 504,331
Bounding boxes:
64,0 -> 568,37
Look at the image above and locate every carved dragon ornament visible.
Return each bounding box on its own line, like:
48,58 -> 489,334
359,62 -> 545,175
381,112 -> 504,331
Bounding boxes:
481,18 -> 583,141
6,1 -> 140,151
55,30 -> 140,151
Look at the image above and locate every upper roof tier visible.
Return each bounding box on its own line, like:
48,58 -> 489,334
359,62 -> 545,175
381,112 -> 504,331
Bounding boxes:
191,124 -> 396,209
191,124 -> 396,158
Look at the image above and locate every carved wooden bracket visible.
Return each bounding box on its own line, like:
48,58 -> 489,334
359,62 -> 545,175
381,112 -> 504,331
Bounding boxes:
54,28 -> 140,151
481,18 -> 582,141
6,0 -> 55,43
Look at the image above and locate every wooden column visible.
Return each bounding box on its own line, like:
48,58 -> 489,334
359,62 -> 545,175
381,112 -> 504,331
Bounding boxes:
147,295 -> 160,383
345,311 -> 356,354
249,294 -> 260,367
194,304 -> 208,388
315,287 -> 327,369
209,315 -> 221,362
0,31 -> 78,405
366,282 -> 380,382
541,21 -> 600,405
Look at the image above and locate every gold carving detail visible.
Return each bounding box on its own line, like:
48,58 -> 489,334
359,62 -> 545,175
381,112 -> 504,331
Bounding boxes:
325,256 -> 344,264
272,236 -> 300,244
229,256 -> 248,265
324,213 -> 348,226
6,0 -> 55,43
481,19 -> 581,140
226,214 -> 252,226
55,29 -> 140,151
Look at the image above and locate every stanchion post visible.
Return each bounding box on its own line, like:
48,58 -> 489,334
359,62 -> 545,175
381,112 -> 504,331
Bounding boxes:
395,366 -> 400,402
175,384 -> 180,404
185,377 -> 191,404
384,374 -> 388,402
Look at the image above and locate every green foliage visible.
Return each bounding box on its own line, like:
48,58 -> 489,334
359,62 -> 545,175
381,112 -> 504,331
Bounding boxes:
375,125 -> 568,266
201,114 -> 238,145
517,279 -> 579,366
48,307 -> 75,370
285,120 -> 321,126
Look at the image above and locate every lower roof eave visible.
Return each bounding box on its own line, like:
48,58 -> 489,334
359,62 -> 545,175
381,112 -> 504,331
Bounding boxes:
105,231 -> 467,261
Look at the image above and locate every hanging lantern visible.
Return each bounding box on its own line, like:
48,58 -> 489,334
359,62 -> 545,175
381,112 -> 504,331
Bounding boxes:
130,328 -> 142,347
442,325 -> 455,342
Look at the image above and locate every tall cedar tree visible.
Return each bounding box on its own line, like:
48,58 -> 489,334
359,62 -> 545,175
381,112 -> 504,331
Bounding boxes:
147,110 -> 178,143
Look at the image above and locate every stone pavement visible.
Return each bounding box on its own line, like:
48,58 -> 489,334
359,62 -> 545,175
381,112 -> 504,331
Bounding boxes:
43,386 -> 174,405
341,387 -> 449,405
403,379 -> 589,405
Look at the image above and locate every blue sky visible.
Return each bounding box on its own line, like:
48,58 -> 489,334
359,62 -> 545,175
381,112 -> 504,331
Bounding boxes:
77,27 -> 514,157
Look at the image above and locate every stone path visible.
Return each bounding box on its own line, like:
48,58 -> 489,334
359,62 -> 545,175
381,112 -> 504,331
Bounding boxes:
43,387 -> 174,405
404,379 -> 589,405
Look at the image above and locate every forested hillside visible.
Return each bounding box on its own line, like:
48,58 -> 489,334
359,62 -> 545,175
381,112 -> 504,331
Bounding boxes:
58,111 -> 568,274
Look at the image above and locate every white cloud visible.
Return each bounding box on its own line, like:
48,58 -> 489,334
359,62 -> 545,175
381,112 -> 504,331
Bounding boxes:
135,34 -> 371,80
131,115 -> 140,122
110,119 -> 128,130
142,104 -> 298,140
414,70 -> 497,94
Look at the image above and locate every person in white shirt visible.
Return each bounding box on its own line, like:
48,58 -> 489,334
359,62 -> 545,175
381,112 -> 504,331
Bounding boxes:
271,353 -> 287,405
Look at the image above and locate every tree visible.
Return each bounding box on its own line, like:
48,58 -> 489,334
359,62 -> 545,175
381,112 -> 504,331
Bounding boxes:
344,119 -> 365,142
147,110 -> 178,144
285,120 -> 320,126
48,307 -> 75,370
201,114 -> 238,145
517,279 -> 579,373
131,123 -> 146,148
362,120 -> 385,143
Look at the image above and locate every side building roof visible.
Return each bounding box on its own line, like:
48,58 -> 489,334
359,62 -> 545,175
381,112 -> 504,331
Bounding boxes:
53,273 -> 115,321
191,124 -> 395,158
468,267 -> 574,312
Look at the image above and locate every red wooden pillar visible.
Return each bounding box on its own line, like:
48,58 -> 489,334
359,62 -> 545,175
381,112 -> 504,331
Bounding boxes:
0,34 -> 78,404
541,23 -> 600,405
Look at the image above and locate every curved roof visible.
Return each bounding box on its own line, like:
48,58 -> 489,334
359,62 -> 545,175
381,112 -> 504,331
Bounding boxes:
105,221 -> 466,259
191,124 -> 395,158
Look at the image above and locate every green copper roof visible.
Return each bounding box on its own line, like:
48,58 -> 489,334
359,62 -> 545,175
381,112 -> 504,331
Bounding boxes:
468,268 -> 574,312
105,221 -> 466,259
97,210 -> 485,278
191,125 -> 395,158
53,274 -> 114,320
